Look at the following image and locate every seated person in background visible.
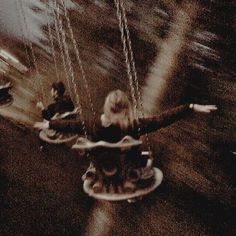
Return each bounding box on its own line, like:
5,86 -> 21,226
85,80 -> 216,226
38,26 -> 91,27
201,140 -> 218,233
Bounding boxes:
36,81 -> 75,120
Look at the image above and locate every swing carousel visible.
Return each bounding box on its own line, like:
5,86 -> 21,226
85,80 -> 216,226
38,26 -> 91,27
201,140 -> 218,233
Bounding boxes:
76,0 -> 164,201
0,0 -> 221,203
0,0 -> 235,235
39,0 -> 164,201
0,0 -> 163,201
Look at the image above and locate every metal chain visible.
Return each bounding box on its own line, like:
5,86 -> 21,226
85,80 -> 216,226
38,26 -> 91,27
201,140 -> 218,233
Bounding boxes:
18,0 -> 46,104
115,0 -> 152,152
119,0 -> 141,112
14,0 -> 32,84
55,0 -> 88,139
52,0 -> 74,99
46,1 -> 60,82
14,0 -> 42,121
60,0 -> 96,121
114,0 -> 138,118
55,2 -> 76,100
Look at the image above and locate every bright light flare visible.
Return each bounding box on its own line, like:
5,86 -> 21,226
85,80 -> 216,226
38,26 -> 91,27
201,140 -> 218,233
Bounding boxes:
0,49 -> 28,73
0,49 -> 19,63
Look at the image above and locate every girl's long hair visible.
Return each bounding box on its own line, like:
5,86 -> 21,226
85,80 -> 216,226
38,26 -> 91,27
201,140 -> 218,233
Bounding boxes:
103,90 -> 135,130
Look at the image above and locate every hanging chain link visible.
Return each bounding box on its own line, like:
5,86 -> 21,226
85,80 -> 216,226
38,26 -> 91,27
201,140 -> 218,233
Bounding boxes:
114,0 -> 152,152
119,0 -> 141,112
14,0 -> 32,84
60,0 -> 96,121
119,0 -> 151,146
54,0 -> 88,139
18,0 -> 46,104
46,1 -> 60,82
55,2 -> 76,101
52,0 -> 74,99
114,0 -> 138,118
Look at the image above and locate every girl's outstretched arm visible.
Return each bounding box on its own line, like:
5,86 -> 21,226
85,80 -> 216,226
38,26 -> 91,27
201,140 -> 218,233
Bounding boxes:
190,104 -> 217,113
138,104 -> 217,135
34,118 -> 94,135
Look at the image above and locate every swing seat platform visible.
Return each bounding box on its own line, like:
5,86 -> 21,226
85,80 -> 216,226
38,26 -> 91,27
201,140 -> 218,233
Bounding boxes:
38,108 -> 80,144
72,135 -> 142,150
83,167 -> 163,201
39,129 -> 78,144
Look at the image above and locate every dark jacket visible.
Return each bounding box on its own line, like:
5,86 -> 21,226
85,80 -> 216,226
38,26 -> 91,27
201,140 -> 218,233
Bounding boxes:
42,95 -> 74,120
0,84 -> 12,99
49,104 -> 192,141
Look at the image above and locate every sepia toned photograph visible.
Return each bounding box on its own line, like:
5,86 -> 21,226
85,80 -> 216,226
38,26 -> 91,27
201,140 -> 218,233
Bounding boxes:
0,0 -> 235,235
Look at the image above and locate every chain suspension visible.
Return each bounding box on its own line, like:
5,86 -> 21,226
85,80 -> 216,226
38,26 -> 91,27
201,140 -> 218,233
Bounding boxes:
119,0 -> 141,112
114,0 -> 152,152
52,0 -> 74,99
46,1 -> 60,82
54,0 -> 88,139
14,0 -> 32,84
114,0 -> 138,118
60,0 -> 96,121
18,0 -> 46,104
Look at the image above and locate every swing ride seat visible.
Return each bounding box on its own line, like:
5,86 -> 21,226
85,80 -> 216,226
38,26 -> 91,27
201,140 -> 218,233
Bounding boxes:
72,135 -> 142,150
39,129 -> 78,144
74,136 -> 163,201
39,108 -> 79,144
83,167 -> 163,201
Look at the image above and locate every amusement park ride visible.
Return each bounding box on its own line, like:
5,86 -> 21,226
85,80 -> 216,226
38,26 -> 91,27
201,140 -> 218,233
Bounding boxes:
34,0 -> 164,202
0,0 -> 220,204
1,0 -> 236,235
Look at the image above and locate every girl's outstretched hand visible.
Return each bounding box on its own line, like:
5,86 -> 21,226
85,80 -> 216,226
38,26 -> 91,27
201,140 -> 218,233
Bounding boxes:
36,101 -> 44,110
191,104 -> 217,113
34,121 -> 49,130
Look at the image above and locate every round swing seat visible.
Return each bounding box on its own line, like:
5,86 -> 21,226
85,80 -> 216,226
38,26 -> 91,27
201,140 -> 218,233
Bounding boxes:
39,129 -> 78,144
72,135 -> 142,150
83,167 -> 163,201
74,137 -> 162,201
38,108 -> 79,144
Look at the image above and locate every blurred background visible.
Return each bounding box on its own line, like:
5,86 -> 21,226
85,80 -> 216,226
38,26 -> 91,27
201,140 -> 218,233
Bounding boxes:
0,0 -> 235,235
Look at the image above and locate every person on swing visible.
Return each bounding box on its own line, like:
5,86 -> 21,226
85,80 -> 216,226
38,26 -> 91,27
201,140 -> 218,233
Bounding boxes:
34,90 -> 217,193
36,81 -> 75,121
35,89 -> 217,139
